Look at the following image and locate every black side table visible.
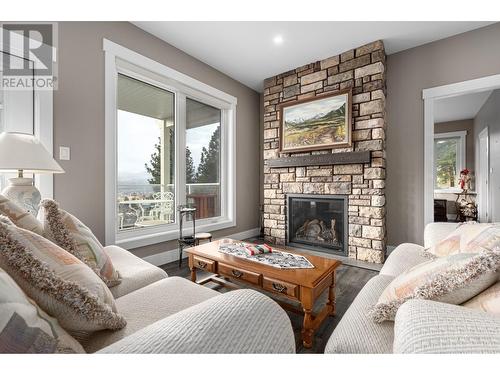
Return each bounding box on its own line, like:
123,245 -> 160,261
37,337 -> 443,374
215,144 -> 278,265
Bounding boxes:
177,205 -> 197,268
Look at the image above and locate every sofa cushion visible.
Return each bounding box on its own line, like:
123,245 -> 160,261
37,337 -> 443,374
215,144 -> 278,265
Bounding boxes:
424,222 -> 460,248
0,217 -> 126,335
394,299 -> 500,354
0,193 -> 44,235
324,274 -> 395,354
380,243 -> 429,277
82,277 -> 219,352
38,199 -> 121,287
427,222 -> 499,257
104,246 -> 168,298
463,281 -> 500,315
98,289 -> 295,354
370,251 -> 500,323
0,267 -> 84,353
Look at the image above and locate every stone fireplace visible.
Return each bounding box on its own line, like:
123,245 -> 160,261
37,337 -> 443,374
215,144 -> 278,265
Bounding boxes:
287,194 -> 348,255
262,40 -> 387,263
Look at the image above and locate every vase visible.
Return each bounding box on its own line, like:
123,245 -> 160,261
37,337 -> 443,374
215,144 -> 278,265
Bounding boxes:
1,177 -> 41,215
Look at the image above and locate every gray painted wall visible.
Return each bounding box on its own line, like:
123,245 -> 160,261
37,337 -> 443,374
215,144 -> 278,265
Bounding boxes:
386,22 -> 500,246
53,22 -> 261,258
474,89 -> 500,222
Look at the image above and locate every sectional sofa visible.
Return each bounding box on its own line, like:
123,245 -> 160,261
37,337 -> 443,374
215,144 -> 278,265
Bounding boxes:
76,245 -> 295,353
325,222 -> 500,354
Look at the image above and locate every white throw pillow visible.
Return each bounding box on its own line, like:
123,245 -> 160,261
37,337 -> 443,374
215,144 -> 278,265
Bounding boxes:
38,199 -> 121,287
0,216 -> 126,336
369,251 -> 500,323
0,266 -> 85,353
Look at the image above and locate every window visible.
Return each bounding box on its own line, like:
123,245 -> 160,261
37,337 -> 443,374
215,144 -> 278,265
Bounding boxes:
117,74 -> 175,231
434,131 -> 466,191
104,40 -> 236,249
186,98 -> 221,219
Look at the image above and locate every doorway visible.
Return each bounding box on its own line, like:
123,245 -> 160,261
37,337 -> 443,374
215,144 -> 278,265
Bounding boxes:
423,74 -> 500,225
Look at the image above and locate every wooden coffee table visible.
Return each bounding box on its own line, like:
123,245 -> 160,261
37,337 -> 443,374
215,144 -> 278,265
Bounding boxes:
185,239 -> 342,348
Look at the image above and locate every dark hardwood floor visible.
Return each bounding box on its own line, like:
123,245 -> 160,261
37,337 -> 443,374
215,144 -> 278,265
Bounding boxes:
160,259 -> 377,354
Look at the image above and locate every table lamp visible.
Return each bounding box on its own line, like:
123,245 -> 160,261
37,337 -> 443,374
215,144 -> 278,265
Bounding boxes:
0,132 -> 64,215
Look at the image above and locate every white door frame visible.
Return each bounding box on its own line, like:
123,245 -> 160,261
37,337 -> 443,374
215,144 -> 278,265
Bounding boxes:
477,127 -> 489,222
422,73 -> 500,226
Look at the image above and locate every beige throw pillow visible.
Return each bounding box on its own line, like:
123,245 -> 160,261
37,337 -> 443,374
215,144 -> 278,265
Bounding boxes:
463,281 -> 500,315
427,222 -> 499,257
0,193 -> 44,235
369,251 -> 500,323
0,216 -> 126,336
0,266 -> 85,353
38,199 -> 121,287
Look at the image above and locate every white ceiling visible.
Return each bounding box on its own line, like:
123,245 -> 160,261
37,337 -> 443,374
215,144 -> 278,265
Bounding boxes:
132,21 -> 494,92
434,90 -> 493,123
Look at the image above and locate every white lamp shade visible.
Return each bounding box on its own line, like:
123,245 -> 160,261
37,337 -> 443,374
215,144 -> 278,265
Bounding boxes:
0,132 -> 64,174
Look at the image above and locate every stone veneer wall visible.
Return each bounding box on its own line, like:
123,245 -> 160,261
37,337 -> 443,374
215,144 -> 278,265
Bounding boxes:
262,40 -> 387,263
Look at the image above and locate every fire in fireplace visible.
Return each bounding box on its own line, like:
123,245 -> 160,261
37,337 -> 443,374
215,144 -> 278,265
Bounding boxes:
287,194 -> 347,255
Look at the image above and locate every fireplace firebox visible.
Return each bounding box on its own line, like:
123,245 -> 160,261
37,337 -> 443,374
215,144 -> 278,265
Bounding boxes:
287,194 -> 348,256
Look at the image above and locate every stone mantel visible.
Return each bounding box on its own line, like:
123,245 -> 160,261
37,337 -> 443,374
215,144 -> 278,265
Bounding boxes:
262,40 -> 387,264
267,151 -> 371,168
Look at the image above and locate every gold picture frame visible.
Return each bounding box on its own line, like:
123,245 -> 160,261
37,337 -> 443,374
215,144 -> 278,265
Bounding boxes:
279,89 -> 352,153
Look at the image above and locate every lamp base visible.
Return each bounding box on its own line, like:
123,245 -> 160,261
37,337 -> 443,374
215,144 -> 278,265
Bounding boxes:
1,177 -> 41,216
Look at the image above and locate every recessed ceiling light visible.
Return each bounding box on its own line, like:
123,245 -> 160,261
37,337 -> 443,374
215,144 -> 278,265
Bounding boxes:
273,35 -> 284,45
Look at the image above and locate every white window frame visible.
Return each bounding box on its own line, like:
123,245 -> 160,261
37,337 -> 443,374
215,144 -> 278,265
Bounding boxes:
103,39 -> 237,249
433,130 -> 467,193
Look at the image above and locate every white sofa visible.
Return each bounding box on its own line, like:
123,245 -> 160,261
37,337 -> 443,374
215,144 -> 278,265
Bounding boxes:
325,222 -> 500,354
81,246 -> 295,353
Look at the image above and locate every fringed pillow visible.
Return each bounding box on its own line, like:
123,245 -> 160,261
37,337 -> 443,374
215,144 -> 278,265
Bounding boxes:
0,266 -> 85,353
0,216 -> 126,337
463,281 -> 500,315
426,222 -> 499,257
38,199 -> 121,287
368,251 -> 500,323
0,193 -> 44,236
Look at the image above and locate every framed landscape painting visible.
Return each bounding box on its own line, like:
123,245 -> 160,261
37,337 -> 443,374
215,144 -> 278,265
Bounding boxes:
279,89 -> 352,153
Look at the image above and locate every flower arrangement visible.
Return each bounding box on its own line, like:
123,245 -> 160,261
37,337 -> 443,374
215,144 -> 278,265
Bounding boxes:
459,168 -> 471,191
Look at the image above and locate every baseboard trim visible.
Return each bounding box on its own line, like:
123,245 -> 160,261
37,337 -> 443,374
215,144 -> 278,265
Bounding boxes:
142,249 -> 186,267
227,227 -> 260,241
141,227 -> 260,266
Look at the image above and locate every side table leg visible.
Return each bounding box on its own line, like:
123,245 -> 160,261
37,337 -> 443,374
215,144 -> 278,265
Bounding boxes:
190,267 -> 197,282
302,309 -> 314,349
301,288 -> 314,349
188,254 -> 196,282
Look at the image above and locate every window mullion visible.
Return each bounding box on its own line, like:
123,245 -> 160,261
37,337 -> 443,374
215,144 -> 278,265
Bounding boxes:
220,109 -> 228,219
176,92 -> 187,225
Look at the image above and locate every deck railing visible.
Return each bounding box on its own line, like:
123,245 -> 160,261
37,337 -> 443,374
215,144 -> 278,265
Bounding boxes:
117,183 -> 220,228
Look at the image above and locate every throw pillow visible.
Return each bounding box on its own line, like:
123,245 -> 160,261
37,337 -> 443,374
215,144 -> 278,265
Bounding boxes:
0,215 -> 126,336
0,193 -> 44,236
38,199 -> 121,287
369,251 -> 500,323
0,266 -> 84,353
427,222 -> 499,257
463,281 -> 500,315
